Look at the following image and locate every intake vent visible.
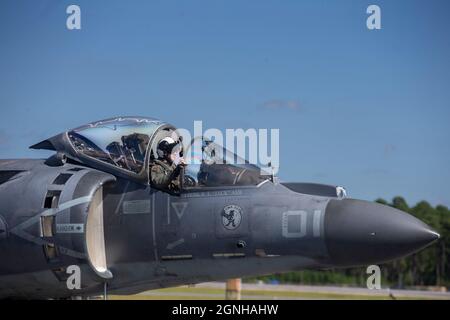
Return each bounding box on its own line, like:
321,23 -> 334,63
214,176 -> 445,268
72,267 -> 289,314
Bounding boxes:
52,173 -> 73,185
44,190 -> 61,209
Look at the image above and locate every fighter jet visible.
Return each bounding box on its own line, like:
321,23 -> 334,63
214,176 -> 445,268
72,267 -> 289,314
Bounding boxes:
0,116 -> 440,299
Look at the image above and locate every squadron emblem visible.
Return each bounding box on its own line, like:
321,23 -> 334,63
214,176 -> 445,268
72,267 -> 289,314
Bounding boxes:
221,205 -> 242,230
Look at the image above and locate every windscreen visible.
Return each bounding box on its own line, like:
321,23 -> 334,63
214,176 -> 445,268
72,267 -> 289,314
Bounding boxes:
183,137 -> 271,188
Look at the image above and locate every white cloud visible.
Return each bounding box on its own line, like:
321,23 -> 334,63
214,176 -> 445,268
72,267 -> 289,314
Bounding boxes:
262,99 -> 302,111
383,144 -> 397,156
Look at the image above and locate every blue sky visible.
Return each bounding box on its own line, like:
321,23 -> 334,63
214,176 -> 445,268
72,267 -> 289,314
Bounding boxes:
0,0 -> 449,207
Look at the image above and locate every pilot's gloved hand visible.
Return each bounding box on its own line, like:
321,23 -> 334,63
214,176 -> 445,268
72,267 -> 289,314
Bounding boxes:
172,152 -> 184,165
172,162 -> 184,177
173,154 -> 186,166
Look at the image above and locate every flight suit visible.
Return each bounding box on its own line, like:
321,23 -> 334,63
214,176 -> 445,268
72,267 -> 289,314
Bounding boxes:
150,159 -> 182,191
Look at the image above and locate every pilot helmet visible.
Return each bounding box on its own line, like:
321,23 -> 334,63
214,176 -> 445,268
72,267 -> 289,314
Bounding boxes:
157,137 -> 179,158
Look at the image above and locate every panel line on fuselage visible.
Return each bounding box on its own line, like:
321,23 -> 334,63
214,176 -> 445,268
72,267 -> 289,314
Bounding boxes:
151,192 -> 158,261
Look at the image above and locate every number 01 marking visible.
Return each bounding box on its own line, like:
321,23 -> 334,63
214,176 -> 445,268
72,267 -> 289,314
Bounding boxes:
282,210 -> 322,238
282,211 -> 307,238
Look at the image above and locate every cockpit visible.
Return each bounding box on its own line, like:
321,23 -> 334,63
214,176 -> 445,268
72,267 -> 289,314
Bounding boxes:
182,137 -> 271,189
32,116 -> 273,192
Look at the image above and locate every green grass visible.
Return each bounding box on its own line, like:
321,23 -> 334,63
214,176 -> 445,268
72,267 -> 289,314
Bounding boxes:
109,286 -> 445,300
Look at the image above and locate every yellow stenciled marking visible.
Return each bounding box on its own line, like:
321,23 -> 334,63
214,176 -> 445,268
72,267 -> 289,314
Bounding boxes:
161,255 -> 193,260
213,253 -> 245,258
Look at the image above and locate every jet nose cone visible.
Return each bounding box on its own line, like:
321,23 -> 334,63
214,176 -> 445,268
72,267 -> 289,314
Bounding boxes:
324,199 -> 439,266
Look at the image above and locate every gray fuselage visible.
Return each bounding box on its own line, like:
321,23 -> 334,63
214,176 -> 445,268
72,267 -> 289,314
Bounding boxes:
0,159 -> 439,299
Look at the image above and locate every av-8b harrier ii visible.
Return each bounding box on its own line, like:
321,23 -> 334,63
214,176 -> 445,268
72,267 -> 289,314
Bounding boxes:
0,117 -> 439,299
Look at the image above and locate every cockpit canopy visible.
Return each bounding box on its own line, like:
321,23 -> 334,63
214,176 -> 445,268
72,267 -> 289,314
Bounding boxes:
182,137 -> 271,188
31,116 -> 273,189
30,117 -> 174,182
67,118 -> 163,174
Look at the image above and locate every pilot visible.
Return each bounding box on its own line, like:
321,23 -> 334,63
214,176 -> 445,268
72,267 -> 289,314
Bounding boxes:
150,137 -> 185,191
